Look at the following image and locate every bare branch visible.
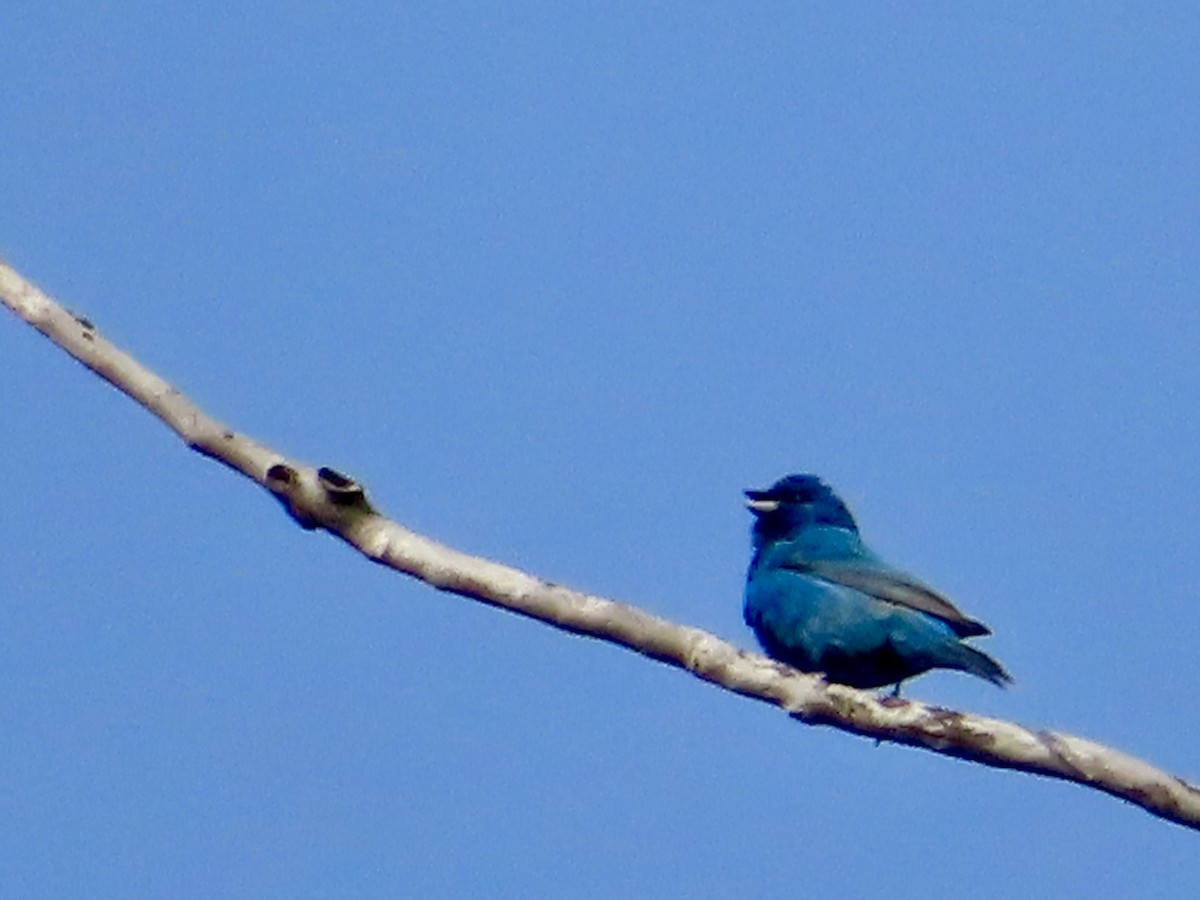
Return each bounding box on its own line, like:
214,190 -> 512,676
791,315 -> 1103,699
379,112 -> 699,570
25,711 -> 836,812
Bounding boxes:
4,258 -> 1198,833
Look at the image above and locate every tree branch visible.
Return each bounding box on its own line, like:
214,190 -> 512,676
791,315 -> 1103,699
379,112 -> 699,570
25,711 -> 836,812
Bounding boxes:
4,258 -> 1198,833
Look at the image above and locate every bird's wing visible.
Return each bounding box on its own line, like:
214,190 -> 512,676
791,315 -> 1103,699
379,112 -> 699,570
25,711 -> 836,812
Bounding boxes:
802,561 -> 989,637
771,533 -> 990,638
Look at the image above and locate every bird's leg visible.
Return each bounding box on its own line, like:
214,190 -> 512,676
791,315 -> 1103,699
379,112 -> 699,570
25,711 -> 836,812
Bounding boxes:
873,681 -> 905,747
876,682 -> 903,702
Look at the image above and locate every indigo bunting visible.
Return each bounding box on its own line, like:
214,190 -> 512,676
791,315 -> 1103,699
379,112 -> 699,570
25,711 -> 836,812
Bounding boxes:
743,474 -> 1010,690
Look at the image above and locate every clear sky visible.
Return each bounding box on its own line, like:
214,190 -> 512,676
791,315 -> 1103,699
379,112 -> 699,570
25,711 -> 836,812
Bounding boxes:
3,3 -> 1199,897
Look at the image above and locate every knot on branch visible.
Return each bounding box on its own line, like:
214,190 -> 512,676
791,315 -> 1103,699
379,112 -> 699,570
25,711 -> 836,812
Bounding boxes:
317,466 -> 369,507
266,464 -> 375,530
70,310 -> 96,341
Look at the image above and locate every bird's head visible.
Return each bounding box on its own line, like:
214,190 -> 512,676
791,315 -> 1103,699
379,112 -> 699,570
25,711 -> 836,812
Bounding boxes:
745,474 -> 858,547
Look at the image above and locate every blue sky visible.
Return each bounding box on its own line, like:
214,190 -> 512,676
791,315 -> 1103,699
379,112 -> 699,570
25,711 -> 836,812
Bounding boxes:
3,3 -> 1199,897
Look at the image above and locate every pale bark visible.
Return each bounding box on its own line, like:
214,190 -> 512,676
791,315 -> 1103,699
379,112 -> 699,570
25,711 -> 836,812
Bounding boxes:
3,258 -> 1198,832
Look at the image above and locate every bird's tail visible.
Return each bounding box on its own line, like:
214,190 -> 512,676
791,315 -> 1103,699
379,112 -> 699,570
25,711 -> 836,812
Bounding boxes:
950,642 -> 1013,687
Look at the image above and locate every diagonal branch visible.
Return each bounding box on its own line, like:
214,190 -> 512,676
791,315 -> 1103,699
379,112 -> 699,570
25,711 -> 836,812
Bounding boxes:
4,258 -> 1198,832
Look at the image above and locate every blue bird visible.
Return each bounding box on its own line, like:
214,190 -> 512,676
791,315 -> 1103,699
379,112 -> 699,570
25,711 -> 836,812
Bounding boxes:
743,474 -> 1010,691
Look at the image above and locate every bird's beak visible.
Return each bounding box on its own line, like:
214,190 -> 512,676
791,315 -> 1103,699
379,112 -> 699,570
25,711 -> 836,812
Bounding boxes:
744,490 -> 780,514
